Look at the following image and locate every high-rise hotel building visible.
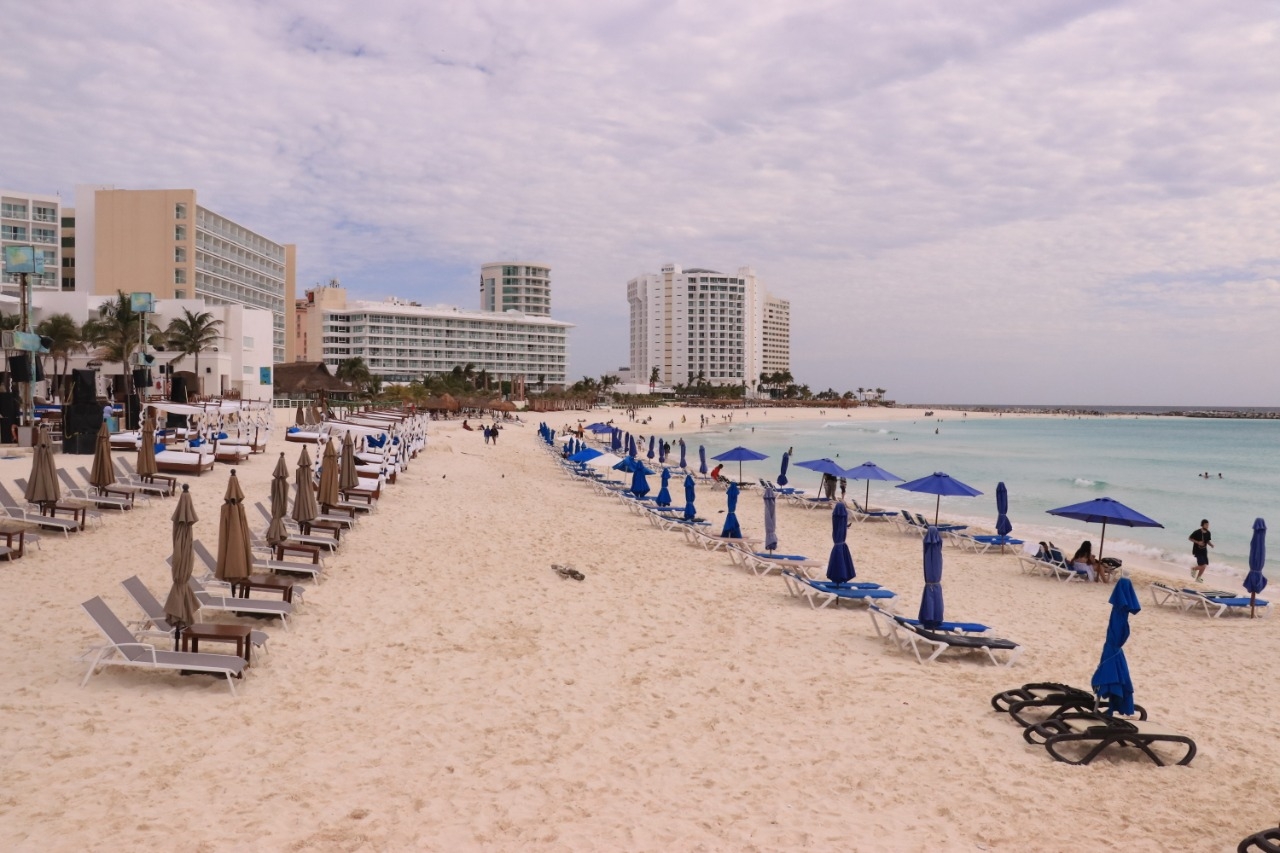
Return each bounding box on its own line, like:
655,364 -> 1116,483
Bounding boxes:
627,263 -> 789,392
762,293 -> 791,378
1,190 -> 64,291
295,263 -> 571,389
69,186 -> 296,362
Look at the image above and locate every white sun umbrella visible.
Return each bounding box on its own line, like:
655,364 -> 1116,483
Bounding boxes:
585,452 -> 625,472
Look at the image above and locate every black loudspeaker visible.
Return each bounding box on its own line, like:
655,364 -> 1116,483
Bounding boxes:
63,403 -> 102,439
0,393 -> 18,419
72,369 -> 96,403
170,375 -> 187,402
132,369 -> 151,390
125,394 -> 140,431
8,356 -> 42,383
63,434 -> 96,454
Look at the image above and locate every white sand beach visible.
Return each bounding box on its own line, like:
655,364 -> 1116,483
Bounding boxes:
0,405 -> 1276,851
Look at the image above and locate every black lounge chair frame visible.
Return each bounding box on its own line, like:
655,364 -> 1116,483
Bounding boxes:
1023,712 -> 1197,766
1238,826 -> 1280,853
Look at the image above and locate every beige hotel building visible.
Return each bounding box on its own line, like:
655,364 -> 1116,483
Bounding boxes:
69,186 -> 296,363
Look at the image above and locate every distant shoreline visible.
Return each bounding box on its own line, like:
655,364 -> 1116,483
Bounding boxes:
902,404 -> 1280,419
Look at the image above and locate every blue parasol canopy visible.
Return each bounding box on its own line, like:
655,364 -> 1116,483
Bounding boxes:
795,458 -> 846,477
683,473 -> 697,520
777,451 -> 790,487
699,445 -> 708,475
897,471 -> 983,526
568,447 -> 602,463
721,482 -> 742,538
995,481 -> 1012,536
586,422 -> 612,433
1092,578 -> 1141,716
1046,497 -> 1162,561
826,501 -> 855,583
630,464 -> 650,497
840,461 -> 903,510
763,486 -> 778,552
1245,518 -> 1267,617
919,526 -> 945,628
713,446 -> 769,483
655,468 -> 672,507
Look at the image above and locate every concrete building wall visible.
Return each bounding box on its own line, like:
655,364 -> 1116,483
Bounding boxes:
1,189 -> 63,290
762,293 -> 791,378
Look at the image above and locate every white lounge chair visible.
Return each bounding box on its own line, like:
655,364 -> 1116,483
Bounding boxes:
188,577 -> 293,631
119,574 -> 269,654
868,604 -> 1023,666
79,596 -> 246,695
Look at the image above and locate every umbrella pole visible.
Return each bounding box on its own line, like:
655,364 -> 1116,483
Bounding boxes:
934,495 -> 940,526
865,481 -> 870,511
1098,522 -> 1107,563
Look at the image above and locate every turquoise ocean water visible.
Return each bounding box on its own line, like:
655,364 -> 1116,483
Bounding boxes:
686,413 -> 1278,580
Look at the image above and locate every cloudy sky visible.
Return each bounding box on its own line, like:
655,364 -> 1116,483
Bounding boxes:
5,1 -> 1277,405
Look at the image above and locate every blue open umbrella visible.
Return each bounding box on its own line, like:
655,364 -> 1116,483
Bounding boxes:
995,482 -> 1012,536
655,468 -> 672,507
1092,577 -> 1141,716
630,463 -> 650,497
826,502 -> 855,583
897,471 -> 983,526
699,445 -> 708,475
795,458 -> 845,497
721,482 -> 742,538
647,436 -> 655,459
568,447 -> 602,463
1046,497 -> 1163,561
683,473 -> 696,520
713,446 -> 769,484
586,422 -> 611,433
840,461 -> 904,510
679,439 -> 687,469
763,486 -> 778,552
919,526 -> 945,629
777,452 -> 790,487
1245,518 -> 1267,618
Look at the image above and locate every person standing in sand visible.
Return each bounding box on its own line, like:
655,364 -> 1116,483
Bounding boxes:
1189,519 -> 1213,581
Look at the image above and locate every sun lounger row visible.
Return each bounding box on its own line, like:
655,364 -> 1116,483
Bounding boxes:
1150,581 -> 1270,618
868,604 -> 1022,666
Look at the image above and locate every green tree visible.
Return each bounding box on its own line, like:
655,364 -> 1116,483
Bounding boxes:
649,366 -> 660,393
84,292 -> 159,397
335,357 -> 373,394
165,307 -> 223,396
35,313 -> 83,400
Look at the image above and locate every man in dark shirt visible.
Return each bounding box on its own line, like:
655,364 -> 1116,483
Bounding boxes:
1189,519 -> 1213,582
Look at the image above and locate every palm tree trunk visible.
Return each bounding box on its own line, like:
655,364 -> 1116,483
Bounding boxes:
194,352 -> 200,396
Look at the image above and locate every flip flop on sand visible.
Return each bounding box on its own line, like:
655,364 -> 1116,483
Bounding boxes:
552,564 -> 585,581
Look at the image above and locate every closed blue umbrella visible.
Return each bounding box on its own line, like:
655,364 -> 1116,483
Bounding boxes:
713,445 -> 770,484
763,486 -> 778,552
679,439 -> 687,469
995,481 -> 1012,535
611,429 -> 621,452
1092,578 -> 1141,716
826,502 -> 855,583
628,434 -> 637,458
658,440 -> 667,464
919,526 -> 945,629
683,474 -> 697,520
647,436 -> 655,459
699,445 -> 708,475
1046,497 -> 1162,561
897,471 -> 983,526
630,464 -> 650,497
1245,518 -> 1267,618
655,468 -> 672,507
721,482 -> 742,538
841,461 -> 904,511
777,452 -> 790,487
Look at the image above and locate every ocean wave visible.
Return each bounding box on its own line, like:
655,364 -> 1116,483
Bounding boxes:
820,422 -> 892,434
1070,477 -> 1106,488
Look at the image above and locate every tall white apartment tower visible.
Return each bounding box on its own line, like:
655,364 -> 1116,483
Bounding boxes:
628,264 -> 782,391
480,261 -> 551,315
762,294 -> 791,377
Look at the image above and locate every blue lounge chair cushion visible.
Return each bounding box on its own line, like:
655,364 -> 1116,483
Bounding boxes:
897,616 -> 990,633
287,426 -> 299,433
754,553 -> 808,561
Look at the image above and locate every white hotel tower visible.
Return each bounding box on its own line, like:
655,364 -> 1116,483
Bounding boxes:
627,264 -> 789,393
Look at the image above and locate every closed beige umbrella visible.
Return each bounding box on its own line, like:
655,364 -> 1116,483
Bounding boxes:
215,469 -> 253,582
137,416 -> 159,478
164,483 -> 201,643
24,427 -> 60,510
89,421 -> 115,493
339,431 -> 359,492
295,405 -> 306,427
292,446 -> 318,526
265,452 -> 290,548
317,438 -> 340,510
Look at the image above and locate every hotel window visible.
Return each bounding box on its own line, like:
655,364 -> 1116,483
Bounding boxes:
175,225 -> 186,241
175,268 -> 187,284
175,289 -> 187,299
175,203 -> 187,219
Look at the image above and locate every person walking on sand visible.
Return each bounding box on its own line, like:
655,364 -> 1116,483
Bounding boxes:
1189,519 -> 1213,581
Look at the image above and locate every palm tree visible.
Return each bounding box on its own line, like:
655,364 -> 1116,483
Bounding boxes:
335,356 -> 372,394
35,313 -> 82,401
875,387 -> 887,404
649,366 -> 660,393
84,292 -> 158,398
165,307 -> 223,396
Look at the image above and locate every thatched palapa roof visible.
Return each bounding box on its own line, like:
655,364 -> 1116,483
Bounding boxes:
273,362 -> 354,395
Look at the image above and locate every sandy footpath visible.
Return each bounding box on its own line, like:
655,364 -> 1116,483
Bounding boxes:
0,404 -> 1275,851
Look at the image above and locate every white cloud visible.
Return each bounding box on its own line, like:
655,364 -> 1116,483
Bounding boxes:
4,0 -> 1277,404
